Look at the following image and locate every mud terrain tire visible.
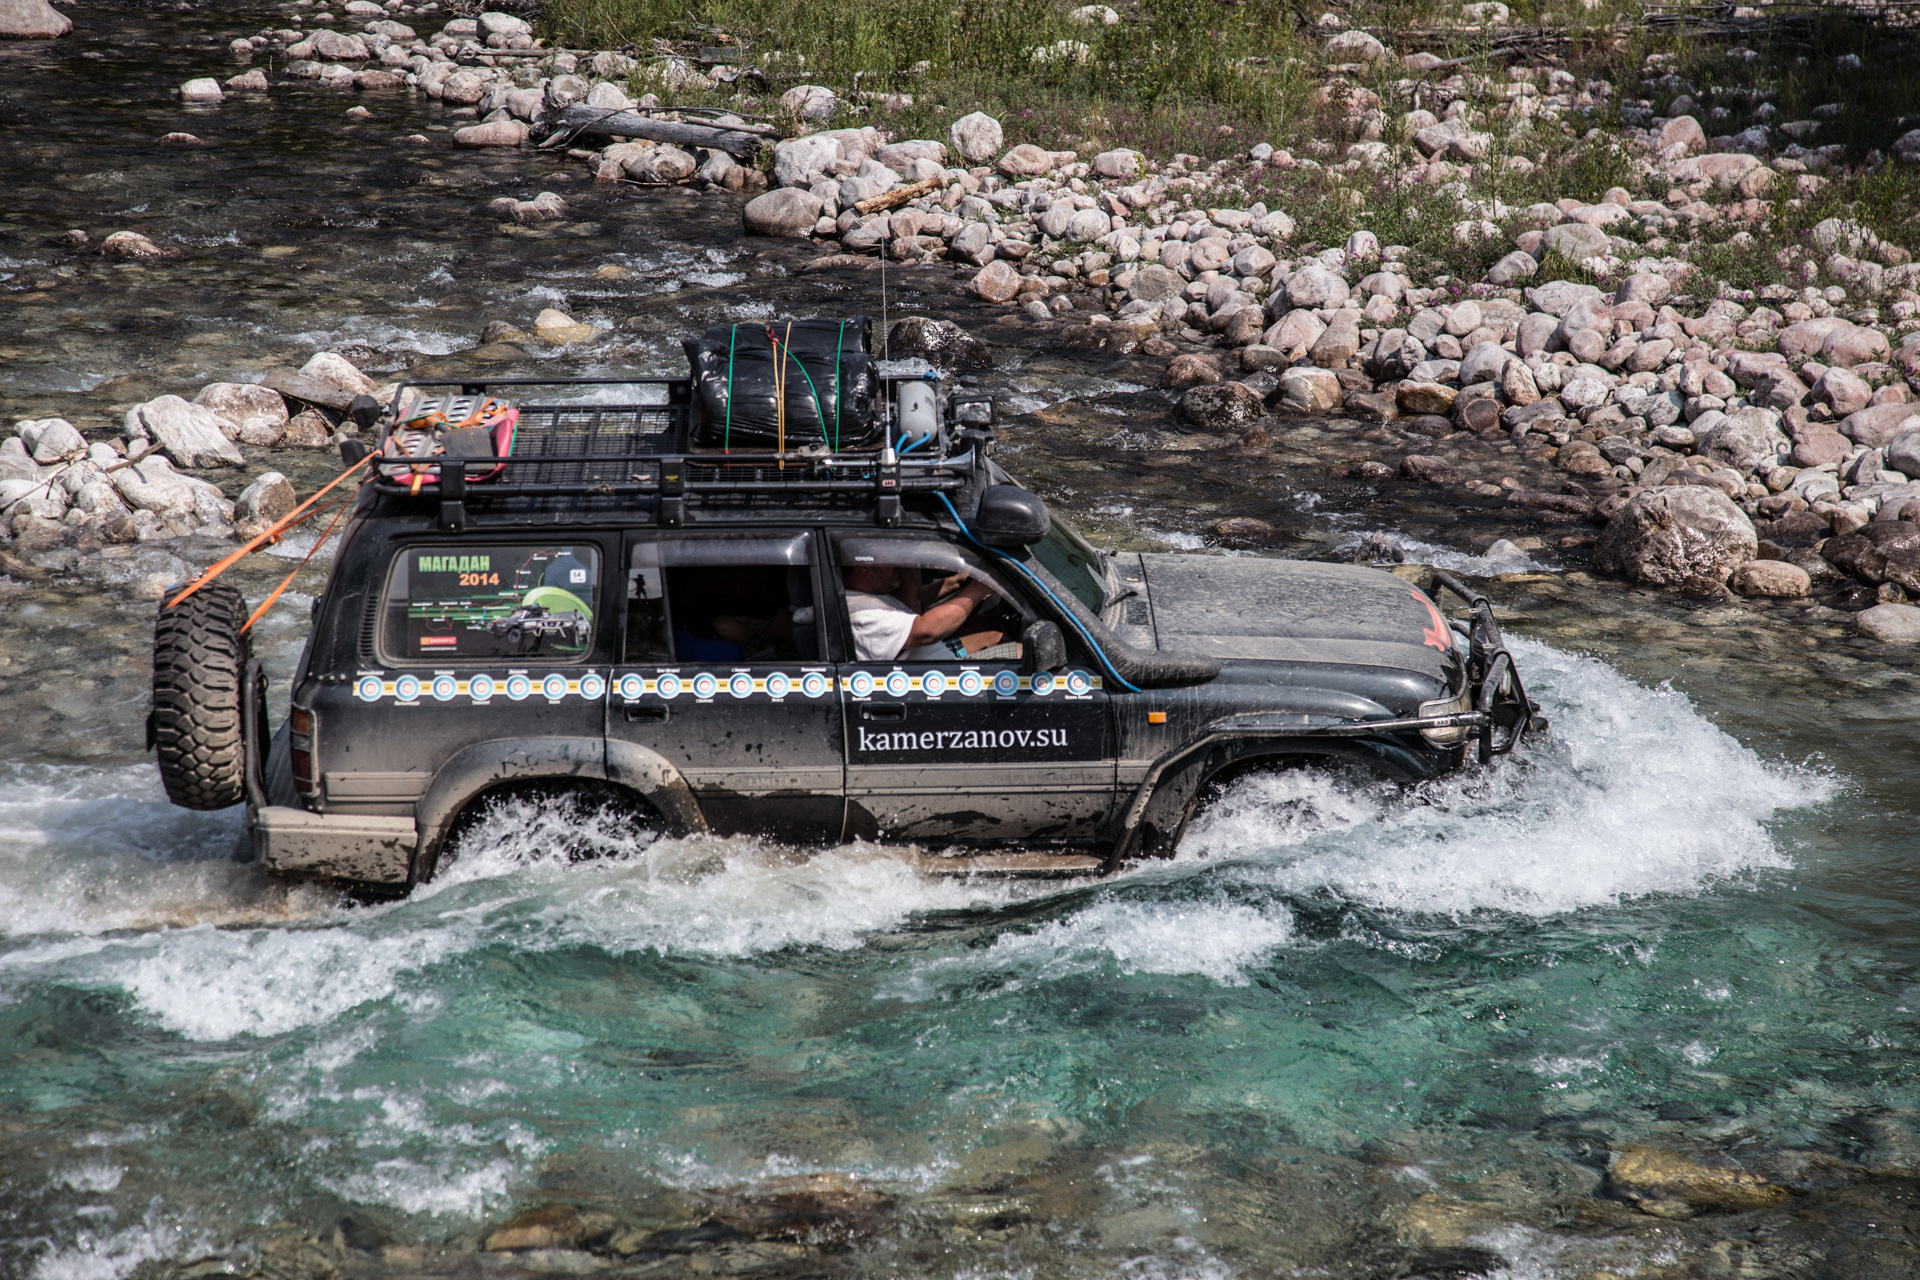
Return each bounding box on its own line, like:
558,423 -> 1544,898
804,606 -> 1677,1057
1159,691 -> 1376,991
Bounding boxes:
151,582 -> 253,809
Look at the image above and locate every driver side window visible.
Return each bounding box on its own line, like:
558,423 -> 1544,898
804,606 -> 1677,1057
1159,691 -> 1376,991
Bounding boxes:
831,536 -> 1026,664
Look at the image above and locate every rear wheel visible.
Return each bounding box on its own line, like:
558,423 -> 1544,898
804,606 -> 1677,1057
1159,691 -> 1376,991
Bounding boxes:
150,583 -> 253,810
426,781 -> 662,882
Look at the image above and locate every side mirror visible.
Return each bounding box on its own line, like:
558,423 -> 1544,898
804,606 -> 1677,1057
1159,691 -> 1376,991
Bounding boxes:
348,394 -> 382,433
974,484 -> 1049,547
1020,619 -> 1066,674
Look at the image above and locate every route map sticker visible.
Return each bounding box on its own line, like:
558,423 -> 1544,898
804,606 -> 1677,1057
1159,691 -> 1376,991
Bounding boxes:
885,671 -> 912,697
656,673 -> 682,699
692,672 -> 719,699
394,675 -> 421,702
729,673 -> 755,699
1030,671 -> 1055,696
993,671 -> 1020,697
432,675 -> 458,702
957,670 -> 984,697
469,674 -> 495,702
921,671 -> 947,697
618,674 -> 645,700
801,672 -> 829,698
1065,670 -> 1092,696
506,674 -> 532,701
357,675 -> 384,702
579,673 -> 606,699
848,671 -> 875,698
765,672 -> 791,698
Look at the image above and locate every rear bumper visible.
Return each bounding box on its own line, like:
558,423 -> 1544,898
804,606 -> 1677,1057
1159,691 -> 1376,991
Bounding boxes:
252,806 -> 416,885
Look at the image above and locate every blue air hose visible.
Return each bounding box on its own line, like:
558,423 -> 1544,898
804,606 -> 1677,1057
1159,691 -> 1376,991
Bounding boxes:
935,492 -> 1143,694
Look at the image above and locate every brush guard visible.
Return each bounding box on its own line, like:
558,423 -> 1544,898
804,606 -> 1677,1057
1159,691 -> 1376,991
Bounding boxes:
1426,568 -> 1545,764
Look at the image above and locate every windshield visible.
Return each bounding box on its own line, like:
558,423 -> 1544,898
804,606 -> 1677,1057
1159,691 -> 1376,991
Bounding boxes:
1031,514 -> 1111,614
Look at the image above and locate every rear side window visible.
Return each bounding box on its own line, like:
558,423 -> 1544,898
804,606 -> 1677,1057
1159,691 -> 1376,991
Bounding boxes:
379,544 -> 600,663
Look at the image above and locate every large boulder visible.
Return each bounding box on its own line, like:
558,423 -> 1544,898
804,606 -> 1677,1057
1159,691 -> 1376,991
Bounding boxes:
235,471 -> 297,537
948,112 -> 1003,164
1656,115 -> 1706,159
1593,486 -> 1757,585
1695,406 -> 1786,474
1176,382 -> 1266,431
742,188 -> 823,237
1887,428 -> 1920,480
1840,402 -> 1920,448
1280,262 -> 1349,310
1539,222 -> 1609,262
886,317 -> 991,370
1277,366 -> 1343,413
968,260 -> 1022,303
773,133 -> 841,188
0,0 -> 71,37
111,453 -> 228,520
194,382 -> 290,445
299,351 -> 379,399
17,417 -> 86,462
124,395 -> 247,467
1855,603 -> 1920,643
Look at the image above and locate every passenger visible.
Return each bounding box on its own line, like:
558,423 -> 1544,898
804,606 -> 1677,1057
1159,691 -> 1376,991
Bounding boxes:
842,563 -> 1008,661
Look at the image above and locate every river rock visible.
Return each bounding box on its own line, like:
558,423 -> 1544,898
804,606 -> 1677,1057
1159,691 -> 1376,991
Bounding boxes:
1398,382 -> 1456,415
1594,487 -> 1756,585
1277,367 -> 1343,413
949,112 -> 1003,164
1264,309 -> 1325,361
225,68 -> 269,91
1696,407 -> 1784,473
1281,262 -> 1349,310
1824,323 -> 1889,368
968,260 -> 1022,304
1854,603 -> 1920,642
282,409 -> 334,448
742,188 -> 822,237
19,418 -> 85,462
774,133 -> 839,188
1177,382 -> 1265,430
1609,1146 -> 1787,1218
1886,429 -> 1920,480
478,10 -> 530,37
1525,280 -> 1605,317
0,0 -> 70,38
1840,402 -> 1920,448
101,230 -> 167,258
0,476 -> 65,521
194,383 -> 289,444
1540,222 -> 1609,262
1161,355 -> 1222,389
1730,560 -> 1810,597
235,471 -> 297,537
300,352 -> 379,399
439,70 -> 487,105
887,318 -> 990,370
111,453 -> 216,519
124,396 -> 246,467
1092,148 -> 1142,179
1326,30 -> 1385,61
454,120 -> 527,147
778,84 -> 837,120
1657,114 -> 1706,158
179,77 -> 223,102
1127,264 -> 1182,303
311,30 -> 368,59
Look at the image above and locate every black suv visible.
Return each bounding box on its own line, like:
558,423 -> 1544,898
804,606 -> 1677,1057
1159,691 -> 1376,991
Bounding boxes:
148,327 -> 1537,895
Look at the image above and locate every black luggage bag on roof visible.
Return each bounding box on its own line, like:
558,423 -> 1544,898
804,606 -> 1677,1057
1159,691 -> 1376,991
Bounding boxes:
684,317 -> 882,451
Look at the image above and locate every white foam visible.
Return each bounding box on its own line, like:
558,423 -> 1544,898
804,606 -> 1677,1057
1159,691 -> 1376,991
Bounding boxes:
322,1156 -> 518,1218
1179,637 -> 1830,917
1330,528 -> 1546,575
30,1218 -> 200,1280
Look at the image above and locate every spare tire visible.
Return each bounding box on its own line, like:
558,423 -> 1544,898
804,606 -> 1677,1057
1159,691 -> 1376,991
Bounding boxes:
151,582 -> 253,810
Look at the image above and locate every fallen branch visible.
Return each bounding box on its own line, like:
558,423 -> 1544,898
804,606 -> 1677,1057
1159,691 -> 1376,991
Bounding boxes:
534,104 -> 770,157
854,177 -> 942,215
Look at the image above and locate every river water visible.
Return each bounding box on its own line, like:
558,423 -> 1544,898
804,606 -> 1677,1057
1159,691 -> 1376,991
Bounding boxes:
5,5 -> 1920,1278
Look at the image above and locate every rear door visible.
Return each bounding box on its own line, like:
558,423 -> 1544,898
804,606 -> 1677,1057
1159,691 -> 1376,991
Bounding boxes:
609,531 -> 844,841
830,533 -> 1115,845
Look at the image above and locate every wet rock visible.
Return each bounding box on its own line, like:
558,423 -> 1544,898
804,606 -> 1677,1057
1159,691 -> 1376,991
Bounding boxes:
180,77 -> 223,102
887,317 -> 990,370
311,30 -> 369,59
194,383 -> 289,444
1176,382 -> 1265,430
1397,381 -> 1455,416
629,146 -> 696,183
1608,1145 -> 1788,1218
1454,393 -> 1502,434
743,187 -> 823,237
1276,368 -> 1343,414
225,68 -> 269,91
0,0 -> 71,38
234,471 -> 296,538
1730,560 -> 1810,597
1400,454 -> 1459,484
1852,603 -> 1920,642
1209,516 -> 1273,547
1161,354 -> 1222,389
124,396 -> 246,467
1594,487 -> 1757,585
948,111 -> 1003,164
968,260 -> 1022,304
454,120 -> 528,147
533,309 -> 596,345
101,230 -> 168,258
299,351 -> 379,400
484,1204 -> 616,1252
282,409 -> 334,448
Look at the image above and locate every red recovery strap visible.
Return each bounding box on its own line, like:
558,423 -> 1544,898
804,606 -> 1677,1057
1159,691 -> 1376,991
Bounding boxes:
164,453 -> 373,611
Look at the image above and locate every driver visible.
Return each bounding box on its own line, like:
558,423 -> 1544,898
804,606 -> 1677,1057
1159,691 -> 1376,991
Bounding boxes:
842,563 -> 1004,661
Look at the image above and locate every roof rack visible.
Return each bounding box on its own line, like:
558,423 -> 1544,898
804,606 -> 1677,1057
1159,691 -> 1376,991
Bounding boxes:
366,375 -> 991,530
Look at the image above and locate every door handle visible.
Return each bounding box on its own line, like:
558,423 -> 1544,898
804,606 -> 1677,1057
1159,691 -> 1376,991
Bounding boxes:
860,703 -> 906,721
625,704 -> 670,723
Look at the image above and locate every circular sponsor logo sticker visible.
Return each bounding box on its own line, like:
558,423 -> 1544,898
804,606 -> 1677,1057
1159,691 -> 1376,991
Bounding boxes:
506,674 -> 532,701
764,672 -> 791,698
801,671 -> 828,698
579,673 -> 606,700
884,671 -> 912,698
468,674 -> 495,702
655,673 -> 682,700
921,671 -> 947,697
542,673 -> 569,701
957,670 -> 984,697
992,670 -> 1020,697
847,671 -> 875,698
393,674 -> 421,702
692,672 -> 719,700
618,674 -> 645,700
431,675 -> 458,702
1065,670 -> 1092,697
356,675 -> 384,702
1029,671 -> 1055,696
729,672 -> 755,699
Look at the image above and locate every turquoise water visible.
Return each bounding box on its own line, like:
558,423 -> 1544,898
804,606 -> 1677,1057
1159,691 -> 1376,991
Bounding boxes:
9,623 -> 1916,1278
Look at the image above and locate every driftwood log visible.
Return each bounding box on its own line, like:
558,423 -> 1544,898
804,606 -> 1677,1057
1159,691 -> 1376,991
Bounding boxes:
853,177 -> 942,215
535,104 -> 768,157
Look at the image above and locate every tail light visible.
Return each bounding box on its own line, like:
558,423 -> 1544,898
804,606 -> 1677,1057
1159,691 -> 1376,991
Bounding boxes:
291,708 -> 315,793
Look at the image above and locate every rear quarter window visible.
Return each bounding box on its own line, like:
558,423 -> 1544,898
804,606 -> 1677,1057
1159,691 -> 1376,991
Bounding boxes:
378,544 -> 601,663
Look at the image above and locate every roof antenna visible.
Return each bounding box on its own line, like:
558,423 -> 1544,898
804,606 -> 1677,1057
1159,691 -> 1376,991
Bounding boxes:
879,219 -> 890,364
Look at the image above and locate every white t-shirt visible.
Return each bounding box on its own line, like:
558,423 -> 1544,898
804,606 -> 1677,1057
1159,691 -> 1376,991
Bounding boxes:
845,591 -> 955,662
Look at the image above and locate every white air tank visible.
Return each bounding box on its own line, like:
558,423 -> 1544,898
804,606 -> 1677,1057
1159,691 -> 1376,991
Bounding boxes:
897,380 -> 939,441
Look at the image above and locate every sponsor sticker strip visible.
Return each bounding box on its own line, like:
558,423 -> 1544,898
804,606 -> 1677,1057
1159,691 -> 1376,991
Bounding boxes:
353,669 -> 1100,703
